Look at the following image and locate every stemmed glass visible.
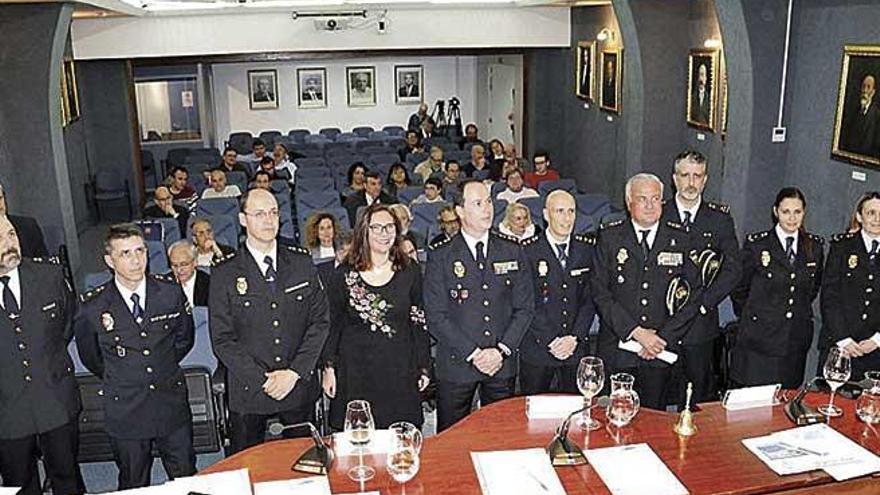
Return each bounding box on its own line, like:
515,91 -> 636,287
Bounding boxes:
386,422 -> 421,492
818,347 -> 851,417
344,399 -> 376,482
576,356 -> 605,431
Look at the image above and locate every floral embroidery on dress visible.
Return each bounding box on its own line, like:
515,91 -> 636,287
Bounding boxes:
345,271 -> 395,337
409,305 -> 426,329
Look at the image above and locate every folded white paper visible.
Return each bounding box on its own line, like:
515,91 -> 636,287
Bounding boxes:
618,340 -> 679,364
722,384 -> 780,411
0,490 -> 21,495
471,448 -> 566,495
253,476 -> 331,495
586,443 -> 688,495
332,429 -> 392,457
526,395 -> 585,419
167,468 -> 252,495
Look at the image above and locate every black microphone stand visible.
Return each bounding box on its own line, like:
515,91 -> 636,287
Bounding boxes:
547,396 -> 609,466
268,421 -> 335,475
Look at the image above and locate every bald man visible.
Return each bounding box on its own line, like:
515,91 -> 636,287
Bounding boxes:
519,191 -> 597,394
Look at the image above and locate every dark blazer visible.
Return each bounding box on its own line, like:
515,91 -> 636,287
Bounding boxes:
9,215 -> 48,258
315,259 -> 337,288
591,218 -> 703,370
660,200 -> 741,344
193,270 -> 210,307
0,259 -> 79,439
690,89 -> 711,124
520,233 -> 597,367
143,204 -> 190,237
343,191 -> 397,228
842,101 -> 880,157
424,231 -> 534,383
819,231 -> 880,377
73,274 -> 195,439
209,245 -> 330,415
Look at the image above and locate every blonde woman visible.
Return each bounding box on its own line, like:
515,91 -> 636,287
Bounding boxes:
499,202 -> 536,240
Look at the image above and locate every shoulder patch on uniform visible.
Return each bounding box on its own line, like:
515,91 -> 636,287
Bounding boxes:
521,234 -> 541,246
150,272 -> 176,284
705,201 -> 731,214
599,218 -> 625,230
490,230 -> 520,244
574,233 -> 596,245
665,220 -> 685,231
285,244 -> 310,256
428,235 -> 453,251
30,256 -> 61,265
212,251 -> 237,266
746,230 -> 770,243
807,232 -> 825,245
79,283 -> 107,303
831,231 -> 857,243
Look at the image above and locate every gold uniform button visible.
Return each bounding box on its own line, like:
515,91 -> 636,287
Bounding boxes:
866,300 -> 872,306
640,315 -> 648,322
146,366 -> 153,373
163,324 -> 169,330
483,300 -> 490,307
642,282 -> 649,289
482,284 -> 489,290
483,315 -> 490,322
22,360 -> 29,367
640,299 -> 648,306
562,322 -> 568,328
24,375 -> 32,382
788,299 -> 794,305
149,384 -> 156,390
271,302 -> 278,309
244,301 -> 251,307
17,342 -> 26,351
562,310 -> 568,316
867,288 -> 874,293
484,331 -> 491,337
863,313 -> 869,320
114,336 -> 121,342
143,349 -> 151,356
562,297 -> 569,303
789,286 -> 795,292
561,284 -> 568,289
140,332 -> 148,338
13,327 -> 21,334
785,312 -> 792,319
273,320 -> 280,327
274,356 -> 282,363
790,273 -> 796,279
274,338 -> 281,345
296,295 -> 303,301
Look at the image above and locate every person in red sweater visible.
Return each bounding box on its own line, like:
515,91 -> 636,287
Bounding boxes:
523,150 -> 560,190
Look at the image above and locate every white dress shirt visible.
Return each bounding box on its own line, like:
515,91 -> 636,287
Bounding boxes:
0,267 -> 22,311
774,224 -> 799,255
115,277 -> 147,315
675,196 -> 701,225
181,274 -> 196,309
460,229 -> 489,262
201,185 -> 242,199
545,232 -> 572,263
631,220 -> 659,250
246,239 -> 278,277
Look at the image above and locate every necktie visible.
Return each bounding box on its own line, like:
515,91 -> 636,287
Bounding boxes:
264,255 -> 277,288
130,293 -> 145,324
556,243 -> 568,269
639,230 -> 650,262
682,211 -> 692,229
475,241 -> 486,270
0,276 -> 19,318
785,236 -> 796,266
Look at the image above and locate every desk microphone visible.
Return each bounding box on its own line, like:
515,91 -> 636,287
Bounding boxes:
547,396 -> 609,467
267,421 -> 334,475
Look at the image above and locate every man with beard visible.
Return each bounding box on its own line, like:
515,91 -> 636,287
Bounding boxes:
842,74 -> 880,157
0,215 -> 83,495
690,63 -> 711,125
0,183 -> 48,258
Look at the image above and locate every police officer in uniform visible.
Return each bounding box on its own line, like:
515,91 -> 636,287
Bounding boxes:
74,223 -> 195,490
0,215 -> 84,495
592,173 -> 702,410
210,189 -> 329,454
520,190 -> 596,394
425,180 -> 534,432
660,151 -> 741,403
819,192 -> 880,380
731,187 -> 823,389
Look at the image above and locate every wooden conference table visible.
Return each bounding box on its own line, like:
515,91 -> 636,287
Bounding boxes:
202,394 -> 880,494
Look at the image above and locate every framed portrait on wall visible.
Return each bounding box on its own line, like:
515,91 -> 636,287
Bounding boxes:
60,59 -> 80,126
832,44 -> 880,167
297,68 -> 327,109
395,65 -> 423,104
600,49 -> 622,113
248,69 -> 278,110
576,41 -> 595,101
347,66 -> 376,107
687,49 -> 719,131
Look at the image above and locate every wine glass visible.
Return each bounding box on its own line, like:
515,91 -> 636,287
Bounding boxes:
818,347 -> 851,417
386,423 -> 421,489
576,356 -> 605,430
344,399 -> 376,482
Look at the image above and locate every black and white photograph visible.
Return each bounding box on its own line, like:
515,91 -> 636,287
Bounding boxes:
347,66 -> 376,107
248,69 -> 278,110
832,44 -> 880,167
687,49 -> 718,131
297,68 -> 327,109
576,41 -> 594,101
600,49 -> 622,113
395,65 -> 423,104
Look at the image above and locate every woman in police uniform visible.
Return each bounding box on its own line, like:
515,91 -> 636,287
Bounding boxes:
731,187 -> 824,389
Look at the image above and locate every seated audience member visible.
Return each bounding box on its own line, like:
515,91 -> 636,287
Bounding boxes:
504,142 -> 528,172
168,166 -> 197,202
144,185 -> 189,234
496,168 -> 539,204
463,144 -> 492,180
0,182 -> 48,257
401,232 -> 419,262
459,123 -> 485,151
412,178 -> 445,205
488,139 -> 506,171
414,146 -> 445,182
398,130 -> 425,162
220,147 -> 250,177
201,168 -> 242,199
168,239 -> 209,307
344,170 -> 396,228
241,138 -> 270,166
389,203 -> 425,248
273,143 -> 297,184
342,162 -> 368,200
258,156 -> 291,182
190,217 -> 235,267
305,211 -> 341,262
316,231 -> 353,284
524,150 -> 560,190
430,205 -> 460,246
442,160 -> 462,196
407,102 -> 429,132
421,117 -> 437,140
385,163 -> 412,200
251,170 -> 273,190
499,202 -> 536,241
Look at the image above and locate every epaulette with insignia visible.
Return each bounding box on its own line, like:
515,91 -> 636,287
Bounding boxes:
807,232 -> 825,245
746,230 -> 770,243
150,272 -> 175,283
520,234 -> 541,246
285,244 -> 311,256
705,201 -> 731,214
831,231 -> 857,243
490,230 -> 520,244
574,233 -> 596,245
428,235 -> 453,251
79,283 -> 107,303
599,218 -> 625,230
212,251 -> 236,266
31,256 -> 61,265
665,220 -> 685,231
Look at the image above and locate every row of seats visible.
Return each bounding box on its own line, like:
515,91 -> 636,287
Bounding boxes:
228,126 -> 409,153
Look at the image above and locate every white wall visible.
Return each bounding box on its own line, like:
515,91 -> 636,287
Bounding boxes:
212,55 -> 479,141
71,7 -> 570,60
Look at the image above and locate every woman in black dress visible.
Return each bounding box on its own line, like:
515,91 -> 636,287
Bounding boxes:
731,187 -> 824,389
321,203 -> 431,430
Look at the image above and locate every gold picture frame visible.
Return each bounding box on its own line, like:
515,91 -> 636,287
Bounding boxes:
831,44 -> 880,167
575,41 -> 595,101
686,49 -> 719,132
61,59 -> 80,126
600,49 -> 622,114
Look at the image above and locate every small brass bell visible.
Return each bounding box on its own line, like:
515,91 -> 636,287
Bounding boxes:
673,383 -> 698,437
